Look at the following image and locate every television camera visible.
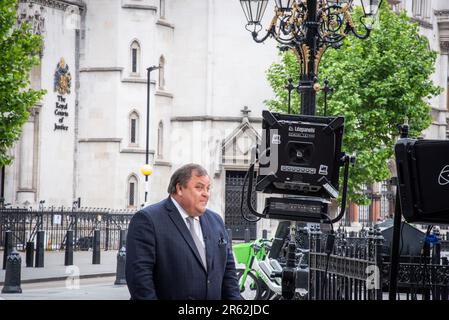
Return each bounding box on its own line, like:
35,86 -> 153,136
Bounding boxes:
240,110 -> 356,299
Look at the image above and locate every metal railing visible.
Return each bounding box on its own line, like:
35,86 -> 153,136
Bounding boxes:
307,225 -> 449,300
0,207 -> 135,251
308,226 -> 383,300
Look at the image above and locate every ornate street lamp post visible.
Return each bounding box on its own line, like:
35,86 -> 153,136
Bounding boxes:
142,65 -> 160,205
140,164 -> 153,206
239,0 -> 382,115
0,166 -> 5,209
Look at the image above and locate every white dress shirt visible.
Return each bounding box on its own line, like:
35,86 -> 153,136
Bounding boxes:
171,196 -> 205,248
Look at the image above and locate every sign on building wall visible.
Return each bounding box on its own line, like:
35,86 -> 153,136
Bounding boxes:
53,214 -> 62,225
53,57 -> 71,131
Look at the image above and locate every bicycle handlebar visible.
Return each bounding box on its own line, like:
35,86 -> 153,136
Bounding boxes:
270,271 -> 282,278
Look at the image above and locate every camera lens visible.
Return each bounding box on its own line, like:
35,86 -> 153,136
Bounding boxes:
287,142 -> 313,165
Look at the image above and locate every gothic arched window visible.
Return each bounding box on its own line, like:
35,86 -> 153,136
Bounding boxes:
160,0 -> 166,19
129,111 -> 139,145
130,40 -> 141,75
127,174 -> 138,207
157,121 -> 163,158
159,55 -> 165,89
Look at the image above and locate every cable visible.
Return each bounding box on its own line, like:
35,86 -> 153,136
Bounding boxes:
396,220 -> 406,300
321,213 -> 335,234
245,162 -> 267,219
409,224 -> 434,300
421,225 -> 433,296
399,220 -> 405,256
240,162 -> 262,222
320,213 -> 335,299
331,154 -> 352,224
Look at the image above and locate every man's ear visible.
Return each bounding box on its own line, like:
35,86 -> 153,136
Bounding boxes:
176,183 -> 182,196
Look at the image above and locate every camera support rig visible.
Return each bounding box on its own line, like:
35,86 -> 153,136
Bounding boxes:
244,152 -> 354,224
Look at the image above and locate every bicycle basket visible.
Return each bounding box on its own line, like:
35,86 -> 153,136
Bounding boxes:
232,242 -> 252,265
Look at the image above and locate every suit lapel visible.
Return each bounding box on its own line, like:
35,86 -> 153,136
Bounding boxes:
200,214 -> 213,272
165,197 -> 207,272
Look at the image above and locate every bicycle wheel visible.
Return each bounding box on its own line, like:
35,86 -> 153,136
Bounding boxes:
258,280 -> 273,300
236,268 -> 260,300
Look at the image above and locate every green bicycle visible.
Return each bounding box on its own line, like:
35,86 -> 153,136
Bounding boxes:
233,238 -> 274,300
233,236 -> 310,300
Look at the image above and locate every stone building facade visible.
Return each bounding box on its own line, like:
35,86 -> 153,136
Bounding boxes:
1,0 -> 448,236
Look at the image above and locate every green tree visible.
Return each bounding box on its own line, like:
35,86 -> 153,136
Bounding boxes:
265,4 -> 442,204
0,0 -> 46,167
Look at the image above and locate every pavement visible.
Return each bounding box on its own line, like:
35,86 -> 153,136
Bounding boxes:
0,250 -> 119,285
0,249 -> 131,299
0,276 -> 130,300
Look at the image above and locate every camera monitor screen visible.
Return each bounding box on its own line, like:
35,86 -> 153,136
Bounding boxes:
395,138 -> 449,224
256,110 -> 344,199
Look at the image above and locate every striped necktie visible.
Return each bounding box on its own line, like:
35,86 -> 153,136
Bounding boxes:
186,216 -> 207,270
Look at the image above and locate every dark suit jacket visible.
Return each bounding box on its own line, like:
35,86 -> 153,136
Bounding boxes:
126,197 -> 241,300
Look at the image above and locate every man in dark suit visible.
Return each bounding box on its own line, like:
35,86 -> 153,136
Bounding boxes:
126,163 -> 241,300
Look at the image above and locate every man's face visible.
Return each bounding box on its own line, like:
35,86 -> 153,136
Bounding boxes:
175,173 -> 211,217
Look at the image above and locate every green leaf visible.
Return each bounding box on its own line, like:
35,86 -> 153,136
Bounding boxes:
0,0 -> 45,167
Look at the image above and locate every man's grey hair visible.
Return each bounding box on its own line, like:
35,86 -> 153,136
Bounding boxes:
167,163 -> 209,194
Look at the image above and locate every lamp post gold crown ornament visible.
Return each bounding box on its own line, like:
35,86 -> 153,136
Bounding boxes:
239,0 -> 382,115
